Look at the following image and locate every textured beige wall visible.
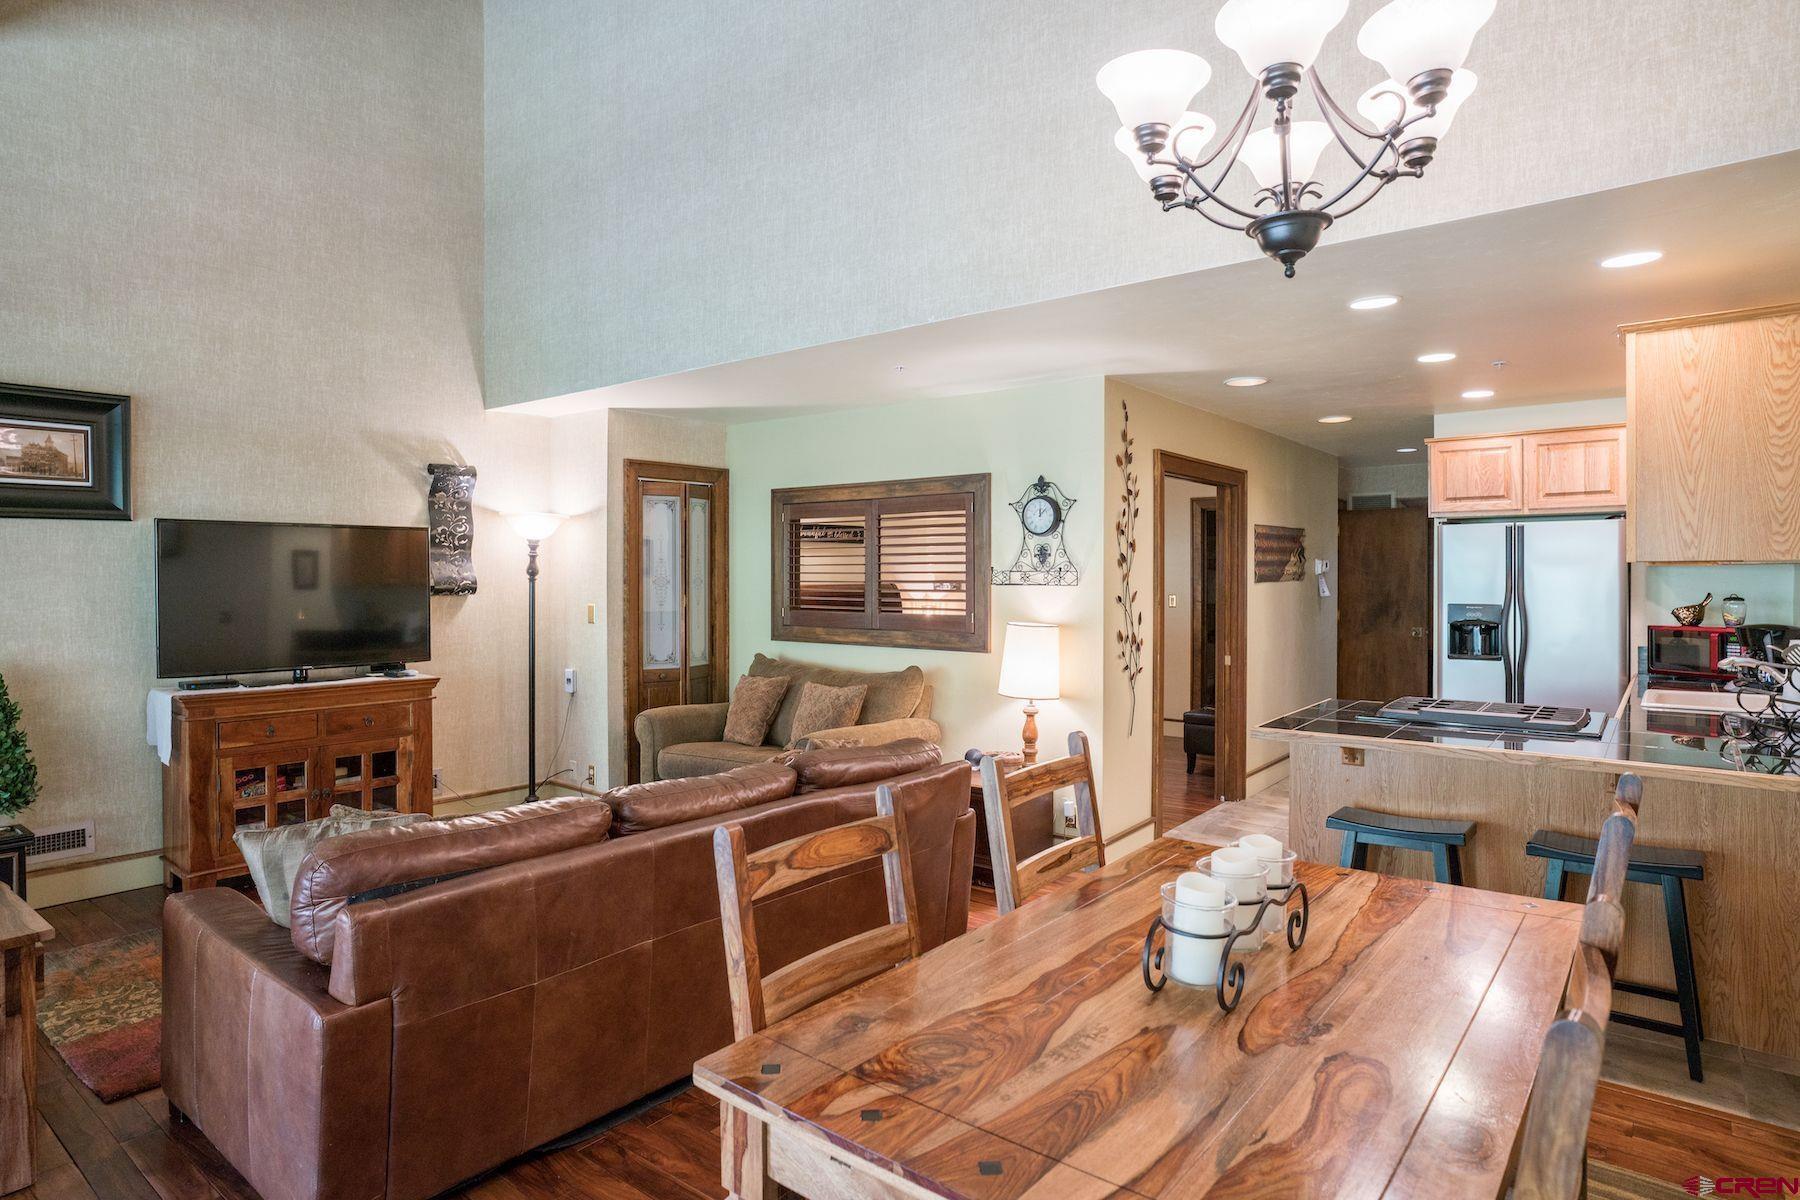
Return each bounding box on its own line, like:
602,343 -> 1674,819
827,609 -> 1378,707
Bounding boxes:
0,0 -> 567,875
1104,380 -> 1341,850
482,0 -> 1800,406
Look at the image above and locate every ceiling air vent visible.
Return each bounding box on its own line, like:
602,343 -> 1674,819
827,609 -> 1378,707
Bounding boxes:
1348,492 -> 1397,511
26,820 -> 95,865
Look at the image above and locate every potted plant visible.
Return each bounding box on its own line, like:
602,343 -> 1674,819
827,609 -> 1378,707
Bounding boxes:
0,672 -> 39,818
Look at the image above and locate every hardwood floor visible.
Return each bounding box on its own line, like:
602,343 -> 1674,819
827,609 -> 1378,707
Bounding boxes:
26,879 -> 1800,1199
1157,734 -> 1216,831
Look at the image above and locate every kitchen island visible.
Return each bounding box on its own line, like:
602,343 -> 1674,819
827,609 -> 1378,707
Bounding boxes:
1256,697 -> 1800,1059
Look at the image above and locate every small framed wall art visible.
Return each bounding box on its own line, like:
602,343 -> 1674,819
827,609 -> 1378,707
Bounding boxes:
0,383 -> 131,520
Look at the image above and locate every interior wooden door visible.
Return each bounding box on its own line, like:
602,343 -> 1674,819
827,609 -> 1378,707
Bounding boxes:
625,461 -> 729,782
1337,506 -> 1432,701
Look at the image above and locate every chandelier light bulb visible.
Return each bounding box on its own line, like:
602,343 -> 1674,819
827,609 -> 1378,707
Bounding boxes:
1356,69 -> 1478,141
1357,0 -> 1496,92
1096,50 -> 1212,133
1215,0 -> 1349,78
1114,112 -> 1215,180
1238,121 -> 1336,191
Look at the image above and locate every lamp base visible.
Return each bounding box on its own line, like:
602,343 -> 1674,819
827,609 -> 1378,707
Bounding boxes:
1021,701 -> 1040,766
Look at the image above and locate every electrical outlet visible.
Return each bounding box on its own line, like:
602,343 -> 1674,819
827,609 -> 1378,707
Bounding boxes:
432,768 -> 442,791
563,667 -> 577,694
585,764 -> 596,786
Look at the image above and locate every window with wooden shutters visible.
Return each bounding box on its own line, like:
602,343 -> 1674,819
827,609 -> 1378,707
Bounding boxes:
774,474 -> 990,651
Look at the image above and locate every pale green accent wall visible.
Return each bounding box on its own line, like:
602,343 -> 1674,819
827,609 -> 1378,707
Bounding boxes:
1630,564 -> 1800,661
483,1 -> 1800,406
1433,397 -> 1627,437
726,380 -> 1108,782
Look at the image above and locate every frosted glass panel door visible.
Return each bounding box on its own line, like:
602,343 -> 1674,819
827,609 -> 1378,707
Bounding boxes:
626,464 -> 728,782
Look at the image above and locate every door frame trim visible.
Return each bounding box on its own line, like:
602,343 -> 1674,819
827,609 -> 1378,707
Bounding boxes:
1151,450 -> 1248,834
623,459 -> 730,783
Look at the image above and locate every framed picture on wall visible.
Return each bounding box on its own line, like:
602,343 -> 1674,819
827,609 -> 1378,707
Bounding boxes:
0,383 -> 131,520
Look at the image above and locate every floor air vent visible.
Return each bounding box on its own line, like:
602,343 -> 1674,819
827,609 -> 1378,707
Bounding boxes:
27,820 -> 95,865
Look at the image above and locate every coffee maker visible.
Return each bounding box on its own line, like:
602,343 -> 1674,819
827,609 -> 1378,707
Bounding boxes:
1733,623 -> 1800,662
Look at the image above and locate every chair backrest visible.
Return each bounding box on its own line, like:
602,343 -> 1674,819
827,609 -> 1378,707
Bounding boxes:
980,730 -> 1105,915
712,784 -> 922,1039
1510,773 -> 1643,1200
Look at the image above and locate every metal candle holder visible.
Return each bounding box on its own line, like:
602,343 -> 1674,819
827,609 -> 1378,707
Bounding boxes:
1141,879 -> 1309,1012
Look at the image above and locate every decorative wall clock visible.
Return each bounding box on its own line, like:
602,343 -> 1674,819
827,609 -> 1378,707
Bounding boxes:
994,476 -> 1080,586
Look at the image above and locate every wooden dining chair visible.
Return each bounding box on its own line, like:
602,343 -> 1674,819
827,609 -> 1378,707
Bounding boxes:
1510,773 -> 1643,1200
712,784 -> 922,1040
980,730 -> 1104,915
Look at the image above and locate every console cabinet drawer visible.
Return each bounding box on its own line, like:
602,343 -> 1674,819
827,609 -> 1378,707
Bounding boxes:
323,704 -> 411,738
219,713 -> 319,749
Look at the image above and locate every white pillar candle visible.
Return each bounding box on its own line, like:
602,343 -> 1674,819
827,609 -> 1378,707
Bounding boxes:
1166,873 -> 1234,986
1201,847 -> 1268,949
1239,833 -> 1284,862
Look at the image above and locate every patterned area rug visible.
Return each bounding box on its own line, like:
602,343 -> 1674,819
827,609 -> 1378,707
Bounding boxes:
38,928 -> 161,1102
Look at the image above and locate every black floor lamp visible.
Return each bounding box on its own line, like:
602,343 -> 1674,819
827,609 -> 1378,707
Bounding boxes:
506,512 -> 565,801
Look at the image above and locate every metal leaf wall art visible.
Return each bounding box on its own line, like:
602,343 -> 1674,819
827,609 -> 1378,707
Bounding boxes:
1115,397 -> 1145,733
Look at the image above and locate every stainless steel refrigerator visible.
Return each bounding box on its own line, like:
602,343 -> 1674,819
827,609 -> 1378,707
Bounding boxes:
1433,515 -> 1628,710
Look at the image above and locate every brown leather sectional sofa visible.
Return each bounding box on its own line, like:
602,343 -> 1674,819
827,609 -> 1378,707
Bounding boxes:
162,741 -> 972,1200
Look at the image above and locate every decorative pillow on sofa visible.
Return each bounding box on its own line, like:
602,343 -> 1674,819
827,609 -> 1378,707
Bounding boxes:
289,797 -> 612,963
786,681 -> 868,747
607,762 -> 798,834
778,739 -> 942,793
722,674 -> 790,746
235,804 -> 429,929
748,653 -> 924,747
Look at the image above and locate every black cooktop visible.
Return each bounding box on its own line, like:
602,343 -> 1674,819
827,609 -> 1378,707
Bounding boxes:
1375,696 -> 1596,735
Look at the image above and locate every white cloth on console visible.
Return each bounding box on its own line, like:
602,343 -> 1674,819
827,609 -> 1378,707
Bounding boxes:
146,689 -> 175,766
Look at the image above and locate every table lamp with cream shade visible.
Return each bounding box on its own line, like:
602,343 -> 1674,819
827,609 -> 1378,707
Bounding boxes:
505,512 -> 565,800
998,621 -> 1060,765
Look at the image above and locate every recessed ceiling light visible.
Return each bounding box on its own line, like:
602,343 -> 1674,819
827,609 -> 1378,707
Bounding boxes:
1416,352 -> 1457,364
1348,294 -> 1399,310
1396,447 -> 1419,453
1600,250 -> 1662,269
1317,415 -> 1352,424
1461,388 -> 1495,400
1224,375 -> 1267,387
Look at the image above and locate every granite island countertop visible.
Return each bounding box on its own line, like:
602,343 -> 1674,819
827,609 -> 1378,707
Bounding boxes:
1255,697 -> 1800,792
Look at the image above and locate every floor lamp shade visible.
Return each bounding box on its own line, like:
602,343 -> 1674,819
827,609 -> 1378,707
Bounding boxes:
998,622 -> 1061,700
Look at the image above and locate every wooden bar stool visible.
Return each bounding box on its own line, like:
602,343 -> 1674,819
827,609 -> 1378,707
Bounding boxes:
1526,827 -> 1706,1082
1326,807 -> 1473,885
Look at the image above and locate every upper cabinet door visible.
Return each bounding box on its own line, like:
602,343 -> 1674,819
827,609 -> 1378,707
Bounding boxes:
1428,435 -> 1522,515
1522,426 -> 1627,512
1627,304 -> 1800,562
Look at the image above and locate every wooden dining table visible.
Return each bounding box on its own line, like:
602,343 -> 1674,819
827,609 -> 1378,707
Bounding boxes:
694,836 -> 1583,1200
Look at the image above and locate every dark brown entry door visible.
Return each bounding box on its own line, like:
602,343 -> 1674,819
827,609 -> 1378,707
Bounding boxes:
1337,506 -> 1431,702
625,461 -> 729,782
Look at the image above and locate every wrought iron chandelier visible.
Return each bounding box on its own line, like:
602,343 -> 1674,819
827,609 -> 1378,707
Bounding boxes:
1098,0 -> 1495,276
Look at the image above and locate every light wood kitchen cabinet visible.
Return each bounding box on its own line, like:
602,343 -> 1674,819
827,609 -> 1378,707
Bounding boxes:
1428,425 -> 1628,517
1625,302 -> 1800,562
1520,425 -> 1628,511
1426,434 -> 1521,514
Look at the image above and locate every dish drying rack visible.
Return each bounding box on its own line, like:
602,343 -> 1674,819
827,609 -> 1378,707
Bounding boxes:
1717,647 -> 1800,769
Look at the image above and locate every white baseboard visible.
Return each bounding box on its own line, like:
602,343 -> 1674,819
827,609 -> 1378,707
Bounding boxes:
29,854 -> 164,910
1246,756 -> 1290,797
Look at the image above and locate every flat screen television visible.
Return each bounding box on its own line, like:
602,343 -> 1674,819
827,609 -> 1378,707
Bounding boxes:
155,519 -> 430,679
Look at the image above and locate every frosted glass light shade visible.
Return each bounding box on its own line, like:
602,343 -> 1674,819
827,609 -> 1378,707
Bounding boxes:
998,621 -> 1061,700
1238,121 -> 1335,190
1357,0 -> 1495,86
1096,49 -> 1211,131
1215,0 -> 1349,77
505,512 -> 565,542
1114,112 -> 1216,179
1356,69 -> 1477,139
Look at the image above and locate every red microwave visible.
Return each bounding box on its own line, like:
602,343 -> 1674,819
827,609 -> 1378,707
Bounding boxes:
1646,625 -> 1737,679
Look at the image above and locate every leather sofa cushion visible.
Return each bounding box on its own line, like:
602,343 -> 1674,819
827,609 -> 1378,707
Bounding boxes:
608,762 -> 798,834
778,739 -> 943,794
748,652 -> 926,746
289,797 -> 612,964
657,741 -> 783,780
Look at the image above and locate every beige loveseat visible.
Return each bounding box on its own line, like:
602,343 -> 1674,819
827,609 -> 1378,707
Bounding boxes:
634,652 -> 942,781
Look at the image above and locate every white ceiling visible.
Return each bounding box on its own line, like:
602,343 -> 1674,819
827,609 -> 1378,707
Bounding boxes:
509,152 -> 1800,467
